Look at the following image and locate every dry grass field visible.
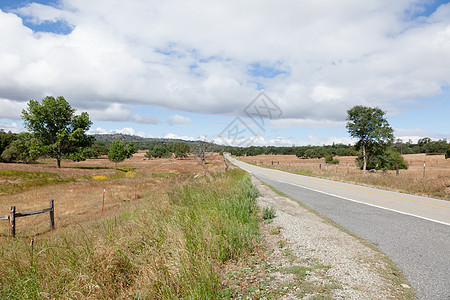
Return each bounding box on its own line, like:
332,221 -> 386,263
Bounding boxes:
0,151 -> 264,298
0,151 -> 227,239
240,153 -> 450,200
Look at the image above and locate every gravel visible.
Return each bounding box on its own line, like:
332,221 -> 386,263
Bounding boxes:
251,175 -> 412,299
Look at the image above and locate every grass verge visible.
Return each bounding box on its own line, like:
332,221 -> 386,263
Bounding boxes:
0,169 -> 260,299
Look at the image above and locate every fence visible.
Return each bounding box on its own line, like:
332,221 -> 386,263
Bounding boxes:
0,200 -> 54,237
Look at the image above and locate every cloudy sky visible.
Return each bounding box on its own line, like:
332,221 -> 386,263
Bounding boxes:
0,0 -> 449,146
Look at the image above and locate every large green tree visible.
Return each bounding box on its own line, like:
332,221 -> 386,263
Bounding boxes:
22,96 -> 93,168
346,105 -> 394,174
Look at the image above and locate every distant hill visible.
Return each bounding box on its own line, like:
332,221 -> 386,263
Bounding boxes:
92,133 -> 185,143
91,133 -> 221,151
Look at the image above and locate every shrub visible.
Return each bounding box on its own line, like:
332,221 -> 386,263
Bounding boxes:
108,140 -> 128,168
357,149 -> 408,170
262,206 -> 276,221
151,144 -> 171,158
325,154 -> 340,164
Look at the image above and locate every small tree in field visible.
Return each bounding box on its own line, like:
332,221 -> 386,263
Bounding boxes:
346,106 -> 394,174
126,142 -> 137,158
151,144 -> 171,158
108,140 -> 128,169
173,142 -> 190,159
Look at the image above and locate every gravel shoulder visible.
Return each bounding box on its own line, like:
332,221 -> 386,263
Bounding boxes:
247,175 -> 415,299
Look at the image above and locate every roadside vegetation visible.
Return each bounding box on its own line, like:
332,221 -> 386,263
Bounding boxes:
0,165 -> 261,298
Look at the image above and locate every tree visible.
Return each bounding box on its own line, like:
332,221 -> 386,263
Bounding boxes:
0,132 -> 16,160
356,148 -> 408,170
151,144 -> 171,158
1,133 -> 42,163
173,142 -> 190,159
245,146 -> 262,156
108,140 -> 128,169
193,141 -> 214,164
126,142 -> 137,158
22,96 -> 93,168
91,145 -> 109,158
346,106 -> 394,174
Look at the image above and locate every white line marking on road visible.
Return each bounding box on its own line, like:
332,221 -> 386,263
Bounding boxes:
226,156 -> 450,226
267,177 -> 450,227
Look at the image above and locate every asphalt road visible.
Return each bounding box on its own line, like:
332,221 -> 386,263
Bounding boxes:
226,154 -> 450,300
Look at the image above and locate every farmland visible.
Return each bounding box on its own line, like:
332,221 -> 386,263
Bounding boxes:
0,151 -> 227,238
240,153 -> 450,200
1,152 -> 264,298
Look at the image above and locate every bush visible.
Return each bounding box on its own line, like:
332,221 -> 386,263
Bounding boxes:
325,154 -> 339,164
173,142 -> 190,158
357,149 -> 408,170
262,206 -> 276,221
151,144 -> 171,158
144,149 -> 152,159
446,147 -> 450,159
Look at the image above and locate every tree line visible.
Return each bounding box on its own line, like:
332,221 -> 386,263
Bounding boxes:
223,140 -> 449,158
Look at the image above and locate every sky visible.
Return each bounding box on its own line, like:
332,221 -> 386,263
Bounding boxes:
0,0 -> 449,146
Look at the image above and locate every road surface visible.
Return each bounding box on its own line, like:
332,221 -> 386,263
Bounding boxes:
226,154 -> 450,300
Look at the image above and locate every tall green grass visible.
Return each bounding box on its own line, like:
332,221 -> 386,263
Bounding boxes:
0,169 -> 260,299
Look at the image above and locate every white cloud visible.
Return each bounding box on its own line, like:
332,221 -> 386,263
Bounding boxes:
14,3 -> 73,25
298,135 -> 357,146
270,118 -> 345,129
164,133 -> 196,141
0,99 -> 27,119
88,126 -> 154,138
213,135 -> 295,147
0,1 -> 449,127
168,114 -> 191,125
0,121 -> 22,133
87,103 -> 133,122
394,128 -> 449,143
88,127 -> 109,135
132,114 -> 159,124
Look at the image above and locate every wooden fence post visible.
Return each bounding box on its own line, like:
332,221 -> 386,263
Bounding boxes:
49,200 -> 55,230
9,206 -> 16,238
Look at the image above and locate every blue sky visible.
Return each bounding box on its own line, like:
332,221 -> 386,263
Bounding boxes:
0,0 -> 449,146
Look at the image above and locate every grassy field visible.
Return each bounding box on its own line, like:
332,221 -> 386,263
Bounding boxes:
0,152 -> 265,298
0,151 -> 227,237
240,153 -> 450,200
